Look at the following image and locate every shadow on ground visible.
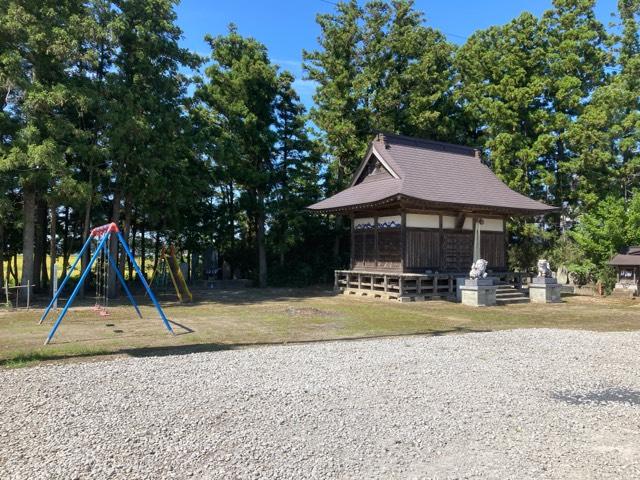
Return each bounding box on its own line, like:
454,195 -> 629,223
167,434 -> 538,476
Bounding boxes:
24,286 -> 338,311
551,387 -> 640,406
0,326 -> 491,367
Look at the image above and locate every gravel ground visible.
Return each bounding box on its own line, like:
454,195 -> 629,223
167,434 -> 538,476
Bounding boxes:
2,329 -> 640,479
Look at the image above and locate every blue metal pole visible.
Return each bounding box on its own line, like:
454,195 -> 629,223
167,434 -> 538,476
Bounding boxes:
116,231 -> 174,335
105,248 -> 142,319
44,233 -> 110,345
40,235 -> 93,324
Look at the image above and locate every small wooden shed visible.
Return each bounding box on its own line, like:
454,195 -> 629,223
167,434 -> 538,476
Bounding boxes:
308,133 -> 556,301
609,247 -> 640,296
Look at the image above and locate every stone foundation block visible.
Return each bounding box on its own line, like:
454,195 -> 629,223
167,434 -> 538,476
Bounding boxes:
529,283 -> 562,303
460,285 -> 497,307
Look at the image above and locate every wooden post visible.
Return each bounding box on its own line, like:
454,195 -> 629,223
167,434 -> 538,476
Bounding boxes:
4,281 -> 8,308
399,276 -> 404,297
26,280 -> 30,311
438,214 -> 443,270
358,272 -> 362,290
350,214 -> 355,270
373,215 -> 379,269
334,270 -> 339,291
383,274 -> 388,293
400,211 -> 407,273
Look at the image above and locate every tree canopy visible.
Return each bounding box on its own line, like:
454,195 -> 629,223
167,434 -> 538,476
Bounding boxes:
0,0 -> 638,291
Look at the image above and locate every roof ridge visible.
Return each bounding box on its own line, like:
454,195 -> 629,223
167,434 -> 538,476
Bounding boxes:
375,131 -> 479,158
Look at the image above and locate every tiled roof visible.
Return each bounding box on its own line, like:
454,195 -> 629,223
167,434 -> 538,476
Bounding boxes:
609,247 -> 640,266
308,133 -> 557,215
609,254 -> 640,266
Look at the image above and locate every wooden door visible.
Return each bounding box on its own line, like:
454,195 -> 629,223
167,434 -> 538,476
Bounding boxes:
442,232 -> 473,272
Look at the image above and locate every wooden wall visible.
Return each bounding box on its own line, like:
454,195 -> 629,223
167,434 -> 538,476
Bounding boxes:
481,231 -> 506,269
441,231 -> 474,272
352,212 -> 507,273
406,229 -> 440,270
353,228 -> 401,270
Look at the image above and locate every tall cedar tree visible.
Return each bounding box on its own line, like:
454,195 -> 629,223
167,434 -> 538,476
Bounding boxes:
197,25 -> 279,287
0,0 -> 92,290
105,0 -> 199,295
270,71 -> 323,272
566,0 -> 640,207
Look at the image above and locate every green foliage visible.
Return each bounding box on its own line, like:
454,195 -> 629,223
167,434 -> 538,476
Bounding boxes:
507,220 -> 553,273
0,0 -> 639,290
304,0 -> 458,194
456,12 -> 550,197
570,194 -> 640,271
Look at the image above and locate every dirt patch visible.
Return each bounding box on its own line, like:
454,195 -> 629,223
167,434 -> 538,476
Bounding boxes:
285,306 -> 338,318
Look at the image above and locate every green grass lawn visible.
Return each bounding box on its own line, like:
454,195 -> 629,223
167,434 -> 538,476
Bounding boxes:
1,287 -> 639,368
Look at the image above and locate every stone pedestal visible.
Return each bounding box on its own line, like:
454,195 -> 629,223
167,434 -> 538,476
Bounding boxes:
612,283 -> 638,297
460,280 -> 497,307
529,277 -> 562,303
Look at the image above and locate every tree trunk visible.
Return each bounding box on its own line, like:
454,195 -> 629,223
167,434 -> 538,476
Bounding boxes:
12,253 -> 18,285
129,222 -> 137,281
186,250 -> 192,283
80,186 -> 92,297
107,189 -> 121,298
7,256 -> 14,286
49,203 -> 57,295
191,251 -> 198,282
332,162 -> 346,265
256,193 -> 267,288
21,187 -> 36,290
228,182 -> 234,274
153,231 -> 161,273
39,201 -> 49,291
140,220 -> 146,281
0,222 -> 4,290
118,193 -> 132,282
61,207 -> 70,281
6,256 -> 12,286
32,199 -> 46,291
332,215 -> 343,265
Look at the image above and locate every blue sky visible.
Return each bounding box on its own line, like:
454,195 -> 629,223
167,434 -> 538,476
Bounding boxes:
175,0 -> 619,108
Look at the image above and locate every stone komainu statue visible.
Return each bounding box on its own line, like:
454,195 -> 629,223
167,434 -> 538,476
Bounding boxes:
469,259 -> 488,279
537,259 -> 552,278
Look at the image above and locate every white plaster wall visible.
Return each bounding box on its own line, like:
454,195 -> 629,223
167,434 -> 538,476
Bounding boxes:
406,213 -> 439,228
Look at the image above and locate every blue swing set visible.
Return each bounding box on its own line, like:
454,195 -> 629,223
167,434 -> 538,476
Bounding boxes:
40,222 -> 174,345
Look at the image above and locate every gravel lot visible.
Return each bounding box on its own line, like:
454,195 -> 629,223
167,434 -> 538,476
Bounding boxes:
2,329 -> 640,479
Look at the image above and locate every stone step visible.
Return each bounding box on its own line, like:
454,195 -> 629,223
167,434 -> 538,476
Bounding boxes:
496,297 -> 530,305
496,291 -> 528,299
494,285 -> 530,305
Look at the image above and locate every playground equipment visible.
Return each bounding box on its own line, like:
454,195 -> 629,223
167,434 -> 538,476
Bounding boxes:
40,222 -> 174,345
3,282 -> 35,310
148,245 -> 193,302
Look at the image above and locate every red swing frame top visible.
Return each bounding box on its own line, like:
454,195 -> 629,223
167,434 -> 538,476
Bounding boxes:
90,222 -> 120,238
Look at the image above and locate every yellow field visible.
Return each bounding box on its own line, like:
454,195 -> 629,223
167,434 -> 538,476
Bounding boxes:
3,254 -> 156,286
